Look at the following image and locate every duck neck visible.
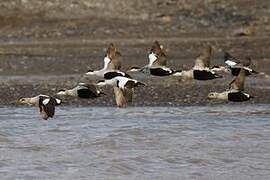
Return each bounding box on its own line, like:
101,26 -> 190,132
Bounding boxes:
28,96 -> 39,106
216,92 -> 229,100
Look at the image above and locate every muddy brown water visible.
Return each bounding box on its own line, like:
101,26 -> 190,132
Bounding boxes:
0,105 -> 269,179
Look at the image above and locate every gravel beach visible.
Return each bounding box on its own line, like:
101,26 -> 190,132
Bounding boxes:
0,0 -> 269,106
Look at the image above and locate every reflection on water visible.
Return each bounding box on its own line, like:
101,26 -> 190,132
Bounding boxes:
0,105 -> 270,179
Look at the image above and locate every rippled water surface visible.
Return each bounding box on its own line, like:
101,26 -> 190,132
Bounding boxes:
0,105 -> 270,179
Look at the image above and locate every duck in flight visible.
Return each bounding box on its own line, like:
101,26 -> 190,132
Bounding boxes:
208,68 -> 253,102
86,43 -> 135,107
177,46 -> 223,80
57,83 -> 105,99
212,52 -> 259,76
97,76 -> 145,107
129,41 -> 181,76
17,95 -> 61,120
224,52 -> 258,76
85,43 -> 130,79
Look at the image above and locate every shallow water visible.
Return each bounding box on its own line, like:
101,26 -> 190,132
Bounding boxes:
0,105 -> 270,180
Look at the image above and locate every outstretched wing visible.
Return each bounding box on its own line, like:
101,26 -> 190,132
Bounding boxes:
229,68 -> 246,91
113,87 -> 128,107
224,52 -> 251,67
106,43 -> 122,70
39,97 -> 56,120
194,46 -> 212,69
150,41 -> 167,66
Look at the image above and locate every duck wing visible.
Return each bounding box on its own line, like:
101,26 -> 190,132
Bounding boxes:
39,96 -> 57,120
193,46 -> 212,69
113,87 -> 128,107
229,68 -> 246,91
150,41 -> 167,66
224,52 -> 251,67
106,43 -> 122,70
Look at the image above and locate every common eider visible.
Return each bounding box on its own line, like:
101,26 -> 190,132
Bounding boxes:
57,83 -> 105,99
208,68 -> 253,102
85,43 -> 131,79
97,76 -> 145,107
176,46 -> 223,80
129,41 -> 181,76
17,95 -> 61,120
97,76 -> 145,90
224,52 -> 258,76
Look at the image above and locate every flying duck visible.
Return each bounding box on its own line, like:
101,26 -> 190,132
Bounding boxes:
224,52 -> 258,76
97,76 -> 145,90
208,68 -> 253,102
97,76 -> 144,107
57,83 -> 105,98
17,95 -> 61,120
129,41 -> 181,76
176,46 -> 223,80
85,43 -> 131,79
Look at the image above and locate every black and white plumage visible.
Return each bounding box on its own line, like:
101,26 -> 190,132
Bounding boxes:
57,83 -> 105,99
97,76 -> 144,107
177,46 -> 223,80
129,66 -> 181,77
17,95 -> 61,120
224,52 -> 258,76
129,41 -> 181,76
85,43 -> 132,79
97,76 -> 145,90
208,68 -> 253,102
86,68 -> 131,79
86,43 -> 137,107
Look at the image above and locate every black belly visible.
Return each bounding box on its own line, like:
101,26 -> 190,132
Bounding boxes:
78,89 -> 98,98
228,92 -> 250,102
193,70 -> 217,80
104,72 -> 131,79
150,68 -> 173,76
231,68 -> 251,76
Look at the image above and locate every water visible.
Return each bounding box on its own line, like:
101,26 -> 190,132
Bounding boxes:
0,105 -> 270,180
